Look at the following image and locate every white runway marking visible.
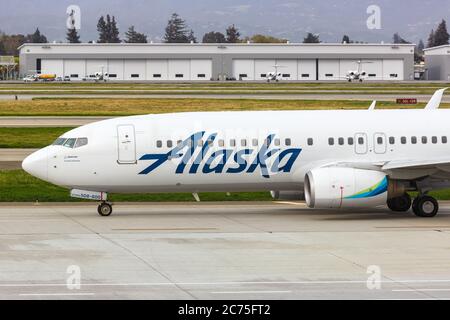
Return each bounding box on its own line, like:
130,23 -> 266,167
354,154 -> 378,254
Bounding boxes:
211,291 -> 291,294
393,288 -> 450,292
3,279 -> 450,288
19,293 -> 95,297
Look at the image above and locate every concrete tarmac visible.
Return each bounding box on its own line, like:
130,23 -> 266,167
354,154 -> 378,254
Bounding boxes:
0,93 -> 449,103
0,149 -> 36,169
1,201 -> 450,300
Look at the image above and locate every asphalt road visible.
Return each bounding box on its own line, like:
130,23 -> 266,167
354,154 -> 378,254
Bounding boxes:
1,201 -> 450,300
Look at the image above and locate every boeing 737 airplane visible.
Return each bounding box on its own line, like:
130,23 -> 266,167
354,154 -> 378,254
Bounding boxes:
22,88 -> 449,217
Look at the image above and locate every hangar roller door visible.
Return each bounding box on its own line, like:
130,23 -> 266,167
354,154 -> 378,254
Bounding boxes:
277,60 -> 298,80
63,60 -> 85,80
255,60 -> 276,80
362,60 -> 383,80
383,59 -> 404,80
146,60 -> 168,80
41,59 -> 63,77
168,60 -> 190,80
125,60 -> 146,80
319,60 -> 340,80
233,59 -> 255,80
108,60 -> 124,80
298,60 -> 316,81
86,60 -> 107,77
190,59 -> 212,80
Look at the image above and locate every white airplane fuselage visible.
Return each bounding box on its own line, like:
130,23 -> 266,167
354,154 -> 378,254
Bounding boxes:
23,109 -> 450,196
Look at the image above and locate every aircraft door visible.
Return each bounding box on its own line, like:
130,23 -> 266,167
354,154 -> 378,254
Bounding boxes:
374,133 -> 387,154
354,133 -> 368,154
117,125 -> 136,164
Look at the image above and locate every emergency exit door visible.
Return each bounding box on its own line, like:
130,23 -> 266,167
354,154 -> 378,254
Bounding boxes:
117,125 -> 136,164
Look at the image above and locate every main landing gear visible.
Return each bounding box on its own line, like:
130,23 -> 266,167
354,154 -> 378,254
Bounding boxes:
388,193 -> 439,217
98,201 -> 113,216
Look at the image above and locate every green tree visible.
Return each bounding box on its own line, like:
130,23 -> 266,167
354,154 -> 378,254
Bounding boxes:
125,26 -> 147,43
342,35 -> 351,43
97,16 -> 108,43
226,24 -> 240,43
202,31 -> 226,43
97,15 -> 120,43
28,28 -> 47,43
66,28 -> 81,43
393,33 -> 409,44
187,29 -> 197,43
303,33 -> 320,43
434,19 -> 450,46
244,34 -> 287,43
109,15 -> 121,43
164,13 -> 190,43
427,29 -> 435,48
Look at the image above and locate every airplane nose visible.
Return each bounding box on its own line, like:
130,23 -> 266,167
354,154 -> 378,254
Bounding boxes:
22,148 -> 48,181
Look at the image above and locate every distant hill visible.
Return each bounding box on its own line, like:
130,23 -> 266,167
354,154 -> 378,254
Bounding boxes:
0,0 -> 447,44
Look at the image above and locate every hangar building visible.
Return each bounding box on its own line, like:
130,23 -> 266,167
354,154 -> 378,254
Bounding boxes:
19,43 -> 415,81
424,45 -> 450,81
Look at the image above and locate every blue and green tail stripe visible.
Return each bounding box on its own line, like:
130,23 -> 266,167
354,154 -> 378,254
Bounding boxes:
344,176 -> 388,199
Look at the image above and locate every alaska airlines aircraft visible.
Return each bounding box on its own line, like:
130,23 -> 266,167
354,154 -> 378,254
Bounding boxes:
22,88 -> 449,217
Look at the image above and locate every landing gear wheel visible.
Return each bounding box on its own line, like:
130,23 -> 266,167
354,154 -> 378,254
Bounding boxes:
97,202 -> 113,216
412,196 -> 438,218
387,194 -> 412,212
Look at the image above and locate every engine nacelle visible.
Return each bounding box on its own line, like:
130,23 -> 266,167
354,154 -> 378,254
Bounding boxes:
270,190 -> 305,201
304,167 -> 400,209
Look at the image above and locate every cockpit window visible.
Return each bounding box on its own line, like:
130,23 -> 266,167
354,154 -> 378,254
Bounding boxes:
63,138 -> 76,148
74,137 -> 88,148
53,137 -> 88,148
52,138 -> 67,146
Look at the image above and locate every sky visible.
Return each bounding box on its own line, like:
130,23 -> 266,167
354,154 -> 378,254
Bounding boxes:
0,0 -> 448,44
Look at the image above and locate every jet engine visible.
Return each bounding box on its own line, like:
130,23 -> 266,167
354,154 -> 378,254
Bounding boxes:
304,167 -> 405,209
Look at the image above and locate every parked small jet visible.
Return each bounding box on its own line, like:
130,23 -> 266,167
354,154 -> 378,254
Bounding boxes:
265,64 -> 285,82
345,60 -> 371,82
23,88 -> 449,218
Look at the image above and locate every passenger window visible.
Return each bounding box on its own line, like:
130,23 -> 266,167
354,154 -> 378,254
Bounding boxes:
377,137 -> 383,145
252,139 -> 258,147
411,136 -> 417,144
230,139 -> 236,147
167,140 -> 173,148
401,137 -> 407,144
241,139 -> 247,147
328,138 -> 334,146
307,138 -> 313,146
177,140 -> 182,146
156,140 -> 162,148
389,137 -> 395,145
207,139 -> 214,146
197,140 -> 204,147
285,138 -> 292,146
218,139 -> 224,147
348,137 -> 354,145
358,137 -> 364,145
443,136 -> 448,144
63,138 -> 76,148
74,137 -> 88,148
274,138 -> 280,146
421,136 -> 427,144
432,136 -> 437,144
338,137 -> 344,145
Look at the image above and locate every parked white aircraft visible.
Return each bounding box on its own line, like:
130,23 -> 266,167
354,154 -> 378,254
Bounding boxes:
23,88 -> 449,217
266,64 -> 285,82
345,60 -> 371,82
